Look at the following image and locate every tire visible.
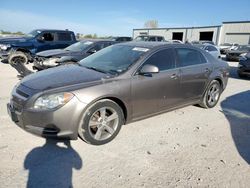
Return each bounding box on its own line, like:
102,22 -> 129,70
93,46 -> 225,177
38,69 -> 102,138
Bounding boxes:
199,80 -> 222,108
8,51 -> 28,65
78,99 -> 124,145
8,51 -> 33,77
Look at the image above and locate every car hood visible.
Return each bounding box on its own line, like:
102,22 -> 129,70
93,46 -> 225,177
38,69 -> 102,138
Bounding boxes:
20,64 -> 108,91
36,49 -> 81,58
0,36 -> 32,44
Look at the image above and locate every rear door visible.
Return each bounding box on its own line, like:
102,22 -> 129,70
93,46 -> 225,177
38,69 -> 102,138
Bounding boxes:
175,48 -> 212,101
131,48 -> 181,119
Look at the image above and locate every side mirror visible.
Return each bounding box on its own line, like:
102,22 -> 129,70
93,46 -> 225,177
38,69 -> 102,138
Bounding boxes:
88,49 -> 97,54
139,64 -> 159,75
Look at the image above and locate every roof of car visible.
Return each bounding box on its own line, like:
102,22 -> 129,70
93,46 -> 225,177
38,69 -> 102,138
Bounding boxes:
35,29 -> 74,33
78,39 -> 115,42
118,41 -> 189,49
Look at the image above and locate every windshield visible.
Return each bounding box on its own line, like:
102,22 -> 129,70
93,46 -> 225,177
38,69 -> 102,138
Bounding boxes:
26,30 -> 41,37
236,45 -> 250,51
65,41 -> 93,51
79,45 -> 149,75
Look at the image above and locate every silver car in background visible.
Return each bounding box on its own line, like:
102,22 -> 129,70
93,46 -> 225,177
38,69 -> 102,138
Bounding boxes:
7,42 -> 229,145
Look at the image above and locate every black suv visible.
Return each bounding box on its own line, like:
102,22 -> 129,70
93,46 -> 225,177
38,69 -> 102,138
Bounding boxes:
0,29 -> 77,64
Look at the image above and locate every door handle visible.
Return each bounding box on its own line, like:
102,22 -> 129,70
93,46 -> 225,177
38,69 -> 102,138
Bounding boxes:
170,74 -> 178,79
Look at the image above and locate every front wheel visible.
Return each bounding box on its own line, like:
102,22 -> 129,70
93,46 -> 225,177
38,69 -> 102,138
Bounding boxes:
200,80 -> 221,108
78,99 -> 124,145
8,51 -> 33,77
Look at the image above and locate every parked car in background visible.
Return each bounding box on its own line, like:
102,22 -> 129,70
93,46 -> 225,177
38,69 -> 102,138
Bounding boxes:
219,43 -> 239,54
33,39 -> 116,71
7,42 -> 229,145
110,36 -> 132,42
193,44 -> 221,59
0,29 -> 76,64
134,35 -> 165,42
191,40 -> 215,45
238,52 -> 250,78
226,45 -> 250,61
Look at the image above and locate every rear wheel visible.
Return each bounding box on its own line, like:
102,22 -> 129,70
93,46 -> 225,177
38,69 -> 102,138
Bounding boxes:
200,80 -> 221,108
78,99 -> 124,145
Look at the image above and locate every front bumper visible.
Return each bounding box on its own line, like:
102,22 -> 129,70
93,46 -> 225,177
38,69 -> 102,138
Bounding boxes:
7,94 -> 87,140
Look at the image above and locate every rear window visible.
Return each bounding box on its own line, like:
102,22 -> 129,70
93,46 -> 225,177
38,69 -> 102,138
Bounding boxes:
176,48 -> 207,67
57,32 -> 72,41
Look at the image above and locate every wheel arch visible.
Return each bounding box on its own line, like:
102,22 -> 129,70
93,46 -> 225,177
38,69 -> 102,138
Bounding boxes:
99,96 -> 128,123
214,77 -> 223,88
14,48 -> 31,54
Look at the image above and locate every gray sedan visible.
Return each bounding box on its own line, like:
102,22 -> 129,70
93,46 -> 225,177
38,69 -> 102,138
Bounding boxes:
7,42 -> 229,145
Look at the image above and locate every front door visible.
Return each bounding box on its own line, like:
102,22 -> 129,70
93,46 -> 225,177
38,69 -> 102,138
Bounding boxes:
131,48 -> 181,119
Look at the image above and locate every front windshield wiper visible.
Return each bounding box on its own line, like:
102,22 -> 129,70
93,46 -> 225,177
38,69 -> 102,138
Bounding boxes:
83,66 -> 108,74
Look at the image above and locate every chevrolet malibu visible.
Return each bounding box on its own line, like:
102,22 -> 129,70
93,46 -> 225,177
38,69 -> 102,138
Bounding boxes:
7,42 -> 229,145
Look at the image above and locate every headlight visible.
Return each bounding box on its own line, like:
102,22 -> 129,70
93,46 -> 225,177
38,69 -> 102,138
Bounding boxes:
0,44 -> 11,50
43,58 -> 59,66
34,92 -> 74,110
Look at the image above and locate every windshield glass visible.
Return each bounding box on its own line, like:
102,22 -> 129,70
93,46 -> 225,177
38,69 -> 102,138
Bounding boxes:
26,30 -> 41,37
79,45 -> 149,75
65,41 -> 93,51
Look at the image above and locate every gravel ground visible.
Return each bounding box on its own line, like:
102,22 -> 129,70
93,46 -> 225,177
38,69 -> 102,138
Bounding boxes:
0,61 -> 249,188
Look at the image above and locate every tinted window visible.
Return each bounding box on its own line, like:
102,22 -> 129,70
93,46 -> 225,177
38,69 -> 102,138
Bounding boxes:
157,37 -> 164,41
42,33 -> 54,41
143,48 -> 175,71
57,32 -> 72,41
148,37 -> 156,41
176,48 -> 206,67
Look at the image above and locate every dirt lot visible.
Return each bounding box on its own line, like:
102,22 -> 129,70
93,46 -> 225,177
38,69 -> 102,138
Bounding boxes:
0,61 -> 249,188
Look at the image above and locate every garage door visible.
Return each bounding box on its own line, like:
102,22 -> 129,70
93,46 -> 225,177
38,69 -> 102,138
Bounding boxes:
225,33 -> 250,45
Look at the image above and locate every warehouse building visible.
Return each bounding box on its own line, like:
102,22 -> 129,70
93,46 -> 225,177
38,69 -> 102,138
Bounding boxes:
133,21 -> 250,45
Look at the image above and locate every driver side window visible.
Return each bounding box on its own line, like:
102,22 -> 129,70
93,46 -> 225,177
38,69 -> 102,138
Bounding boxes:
41,32 -> 54,41
143,48 -> 176,71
